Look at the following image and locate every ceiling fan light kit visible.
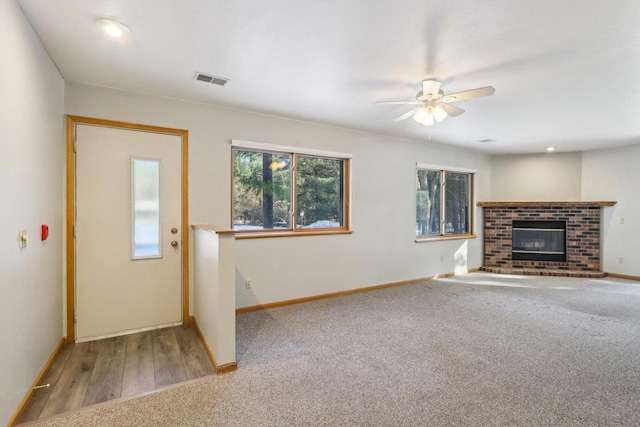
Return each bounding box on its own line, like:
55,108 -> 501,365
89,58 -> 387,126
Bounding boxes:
376,79 -> 495,127
413,104 -> 447,126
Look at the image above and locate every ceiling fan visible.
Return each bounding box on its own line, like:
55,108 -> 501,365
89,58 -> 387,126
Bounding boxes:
375,80 -> 495,126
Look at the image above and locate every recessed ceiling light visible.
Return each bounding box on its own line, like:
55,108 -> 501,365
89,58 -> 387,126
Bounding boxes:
96,19 -> 130,38
546,147 -> 556,152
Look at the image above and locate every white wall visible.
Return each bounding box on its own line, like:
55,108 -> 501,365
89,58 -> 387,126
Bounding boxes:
0,1 -> 65,424
582,144 -> 640,276
490,153 -> 582,200
65,83 -> 491,309
193,228 -> 236,366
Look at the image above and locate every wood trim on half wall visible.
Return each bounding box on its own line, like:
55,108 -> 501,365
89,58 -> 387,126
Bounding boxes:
191,316 -> 238,374
65,115 -> 189,342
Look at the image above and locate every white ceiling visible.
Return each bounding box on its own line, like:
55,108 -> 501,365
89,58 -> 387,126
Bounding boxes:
17,0 -> 640,154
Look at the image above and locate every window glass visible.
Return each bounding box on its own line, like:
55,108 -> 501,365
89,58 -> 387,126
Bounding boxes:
296,156 -> 344,229
232,148 -> 349,234
416,168 -> 473,238
233,150 -> 292,230
445,171 -> 470,234
416,169 -> 441,236
132,158 -> 161,258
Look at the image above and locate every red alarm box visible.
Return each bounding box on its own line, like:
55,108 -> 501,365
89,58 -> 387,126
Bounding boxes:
41,224 -> 49,241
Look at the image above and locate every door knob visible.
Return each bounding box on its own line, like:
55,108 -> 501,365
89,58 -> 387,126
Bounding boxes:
171,227 -> 178,234
171,240 -> 178,247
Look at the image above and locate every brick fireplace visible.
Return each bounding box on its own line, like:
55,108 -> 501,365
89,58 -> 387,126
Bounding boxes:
477,201 -> 616,277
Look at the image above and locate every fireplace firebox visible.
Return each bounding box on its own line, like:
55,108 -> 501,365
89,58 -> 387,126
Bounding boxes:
512,220 -> 566,262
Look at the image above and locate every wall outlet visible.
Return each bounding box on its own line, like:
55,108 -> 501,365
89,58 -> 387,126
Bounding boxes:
245,278 -> 252,289
618,257 -> 624,264
618,217 -> 625,224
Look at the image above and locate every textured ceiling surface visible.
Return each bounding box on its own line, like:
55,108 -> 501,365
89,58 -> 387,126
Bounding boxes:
17,0 -> 640,153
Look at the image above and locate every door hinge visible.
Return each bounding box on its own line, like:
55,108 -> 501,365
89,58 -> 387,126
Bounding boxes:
73,137 -> 77,153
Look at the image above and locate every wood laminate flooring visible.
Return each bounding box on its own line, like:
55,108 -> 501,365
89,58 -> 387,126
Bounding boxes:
17,324 -> 215,424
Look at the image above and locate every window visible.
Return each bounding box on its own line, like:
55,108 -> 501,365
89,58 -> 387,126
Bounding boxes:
232,141 -> 350,235
132,158 -> 161,258
416,165 -> 474,239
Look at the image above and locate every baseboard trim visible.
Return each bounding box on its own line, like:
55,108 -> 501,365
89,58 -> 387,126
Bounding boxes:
8,337 -> 66,427
190,316 -> 238,374
236,269 -> 479,314
606,272 -> 640,281
215,362 -> 239,374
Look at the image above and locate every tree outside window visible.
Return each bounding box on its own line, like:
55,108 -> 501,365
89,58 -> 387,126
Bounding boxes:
233,150 -> 292,230
296,156 -> 344,228
233,149 -> 349,233
416,168 -> 473,238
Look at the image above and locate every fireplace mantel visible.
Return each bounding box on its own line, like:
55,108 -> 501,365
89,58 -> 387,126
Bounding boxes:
477,201 -> 616,208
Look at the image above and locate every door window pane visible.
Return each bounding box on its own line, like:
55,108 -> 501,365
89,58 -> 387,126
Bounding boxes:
416,169 -> 441,236
296,156 -> 344,228
132,158 -> 161,258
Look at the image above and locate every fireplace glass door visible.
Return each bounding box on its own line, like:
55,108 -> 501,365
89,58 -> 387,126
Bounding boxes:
512,220 -> 566,262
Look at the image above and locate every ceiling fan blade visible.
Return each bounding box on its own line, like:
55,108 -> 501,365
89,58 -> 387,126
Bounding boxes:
375,100 -> 421,105
422,80 -> 441,96
442,86 -> 495,102
440,103 -> 465,117
395,108 -> 419,121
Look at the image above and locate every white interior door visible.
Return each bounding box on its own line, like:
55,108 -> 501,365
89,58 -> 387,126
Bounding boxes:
75,124 -> 182,341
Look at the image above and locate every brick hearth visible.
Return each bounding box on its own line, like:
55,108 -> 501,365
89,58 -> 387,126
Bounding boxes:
477,201 -> 616,277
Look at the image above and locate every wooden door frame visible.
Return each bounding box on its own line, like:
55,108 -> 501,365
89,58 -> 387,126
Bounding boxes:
66,116 -> 189,343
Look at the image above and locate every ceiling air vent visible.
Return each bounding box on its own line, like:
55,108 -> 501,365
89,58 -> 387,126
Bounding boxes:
194,72 -> 229,86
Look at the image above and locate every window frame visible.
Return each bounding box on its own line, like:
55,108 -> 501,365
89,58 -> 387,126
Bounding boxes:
231,140 -> 352,238
415,163 -> 476,242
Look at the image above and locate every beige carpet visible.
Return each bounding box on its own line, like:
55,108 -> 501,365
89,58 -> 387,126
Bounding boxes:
22,273 -> 640,426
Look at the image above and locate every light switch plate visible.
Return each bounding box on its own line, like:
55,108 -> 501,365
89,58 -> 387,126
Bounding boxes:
18,228 -> 27,248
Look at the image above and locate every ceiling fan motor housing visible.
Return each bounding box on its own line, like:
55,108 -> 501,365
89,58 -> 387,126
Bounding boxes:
416,89 -> 444,102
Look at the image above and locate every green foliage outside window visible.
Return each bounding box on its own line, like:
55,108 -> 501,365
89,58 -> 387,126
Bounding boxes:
416,168 -> 472,237
233,149 -> 347,231
416,169 -> 441,236
296,156 -> 343,227
444,171 -> 470,234
233,150 -> 292,229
